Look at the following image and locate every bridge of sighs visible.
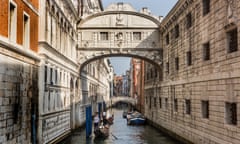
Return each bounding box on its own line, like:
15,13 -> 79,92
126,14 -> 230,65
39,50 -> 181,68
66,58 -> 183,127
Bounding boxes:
77,3 -> 163,69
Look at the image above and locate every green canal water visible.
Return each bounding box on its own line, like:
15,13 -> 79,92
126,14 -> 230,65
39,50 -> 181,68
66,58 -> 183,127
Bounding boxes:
60,108 -> 182,144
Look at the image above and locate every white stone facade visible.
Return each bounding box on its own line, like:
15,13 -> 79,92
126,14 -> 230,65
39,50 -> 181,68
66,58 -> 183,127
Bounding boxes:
38,0 -> 79,143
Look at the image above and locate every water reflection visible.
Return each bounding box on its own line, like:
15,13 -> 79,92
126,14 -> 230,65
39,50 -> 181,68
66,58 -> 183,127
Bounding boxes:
60,109 -> 181,144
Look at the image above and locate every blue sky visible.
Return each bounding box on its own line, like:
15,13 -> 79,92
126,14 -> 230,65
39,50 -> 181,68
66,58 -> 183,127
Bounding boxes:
102,0 -> 178,75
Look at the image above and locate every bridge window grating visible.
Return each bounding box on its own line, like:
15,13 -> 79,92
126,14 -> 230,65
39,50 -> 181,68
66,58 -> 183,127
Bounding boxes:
100,32 -> 109,40
133,32 -> 141,40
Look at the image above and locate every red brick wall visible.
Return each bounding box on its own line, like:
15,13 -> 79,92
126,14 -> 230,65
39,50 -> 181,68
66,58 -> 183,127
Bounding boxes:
0,0 -> 9,37
0,0 -> 39,52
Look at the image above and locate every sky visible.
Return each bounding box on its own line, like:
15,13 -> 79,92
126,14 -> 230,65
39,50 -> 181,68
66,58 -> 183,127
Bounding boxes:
102,0 -> 178,75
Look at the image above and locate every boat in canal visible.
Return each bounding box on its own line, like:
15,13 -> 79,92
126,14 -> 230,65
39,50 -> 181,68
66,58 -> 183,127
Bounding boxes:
94,125 -> 109,139
126,111 -> 146,125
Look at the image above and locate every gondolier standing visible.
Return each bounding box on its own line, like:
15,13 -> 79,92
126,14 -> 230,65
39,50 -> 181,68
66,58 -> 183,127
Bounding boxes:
94,112 -> 100,130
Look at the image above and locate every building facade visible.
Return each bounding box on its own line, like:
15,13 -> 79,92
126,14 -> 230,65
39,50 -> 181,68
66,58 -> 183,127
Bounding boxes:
122,70 -> 131,96
0,0 -> 39,143
145,0 -> 240,144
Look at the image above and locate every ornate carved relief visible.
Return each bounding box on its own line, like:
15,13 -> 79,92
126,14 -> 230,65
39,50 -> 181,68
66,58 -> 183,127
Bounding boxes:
227,0 -> 237,24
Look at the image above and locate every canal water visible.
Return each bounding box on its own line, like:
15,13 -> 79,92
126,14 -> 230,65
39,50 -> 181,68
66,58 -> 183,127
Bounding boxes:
60,108 -> 181,144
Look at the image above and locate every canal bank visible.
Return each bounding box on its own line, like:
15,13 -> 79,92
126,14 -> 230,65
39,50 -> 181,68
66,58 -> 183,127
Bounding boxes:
59,108 -> 182,144
146,119 -> 193,144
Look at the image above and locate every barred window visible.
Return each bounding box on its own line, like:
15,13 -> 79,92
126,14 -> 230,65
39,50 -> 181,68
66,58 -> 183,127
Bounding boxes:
174,99 -> 178,112
202,0 -> 210,16
175,57 -> 179,71
186,12 -> 192,29
100,32 -> 109,40
203,42 -> 210,60
166,34 -> 169,45
185,99 -> 191,115
175,25 -> 179,38
166,62 -> 169,74
159,97 -> 162,109
227,28 -> 238,53
202,100 -> 209,118
133,32 -> 141,40
186,51 -> 192,66
225,102 -> 237,125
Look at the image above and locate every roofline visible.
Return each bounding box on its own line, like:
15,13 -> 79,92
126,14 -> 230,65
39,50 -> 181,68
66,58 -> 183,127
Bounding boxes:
79,10 -> 161,26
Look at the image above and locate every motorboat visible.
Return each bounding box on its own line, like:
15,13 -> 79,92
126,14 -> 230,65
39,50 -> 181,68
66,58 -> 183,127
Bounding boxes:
127,111 -> 146,125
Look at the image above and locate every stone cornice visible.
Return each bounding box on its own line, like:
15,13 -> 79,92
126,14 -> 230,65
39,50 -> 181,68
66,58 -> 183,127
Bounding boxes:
22,0 -> 39,15
39,41 -> 79,74
161,0 -> 194,33
0,36 -> 40,64
78,11 -> 161,26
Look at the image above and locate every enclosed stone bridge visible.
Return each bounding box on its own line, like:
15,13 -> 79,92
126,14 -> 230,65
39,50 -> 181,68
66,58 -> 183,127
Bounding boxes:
111,96 -> 137,106
77,3 -> 163,70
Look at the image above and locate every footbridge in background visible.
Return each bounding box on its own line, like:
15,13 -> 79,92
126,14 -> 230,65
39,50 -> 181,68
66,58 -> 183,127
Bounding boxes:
110,96 -> 137,106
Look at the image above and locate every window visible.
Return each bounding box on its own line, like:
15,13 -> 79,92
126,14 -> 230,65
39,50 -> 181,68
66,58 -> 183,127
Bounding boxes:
227,28 -> 238,53
100,32 -> 108,40
50,68 -> 53,84
175,57 -> 179,71
166,62 -> 169,74
23,13 -> 30,49
174,99 -> 178,112
186,51 -> 192,66
133,32 -> 141,40
201,100 -> 209,118
185,99 -> 191,115
149,96 -> 152,109
186,13 -> 192,29
55,69 -> 58,84
202,0 -> 210,16
225,102 -> 237,125
159,97 -> 162,108
9,2 -> 17,42
175,25 -> 179,38
44,66 -> 48,83
203,42 -> 210,60
166,34 -> 169,45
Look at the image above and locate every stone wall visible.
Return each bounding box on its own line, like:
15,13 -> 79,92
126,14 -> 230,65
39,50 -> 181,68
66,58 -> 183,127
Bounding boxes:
0,49 -> 38,144
145,0 -> 240,144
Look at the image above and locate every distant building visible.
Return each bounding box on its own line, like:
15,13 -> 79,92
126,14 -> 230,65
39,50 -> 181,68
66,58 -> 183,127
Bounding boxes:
113,75 -> 123,96
122,70 -> 131,96
130,58 -> 145,113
